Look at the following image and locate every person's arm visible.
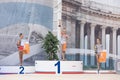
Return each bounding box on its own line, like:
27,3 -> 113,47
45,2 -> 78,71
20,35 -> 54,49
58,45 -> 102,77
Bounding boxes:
17,40 -> 20,48
95,45 -> 97,54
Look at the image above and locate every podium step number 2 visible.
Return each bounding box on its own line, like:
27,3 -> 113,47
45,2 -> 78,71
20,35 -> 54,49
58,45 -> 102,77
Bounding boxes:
19,66 -> 24,74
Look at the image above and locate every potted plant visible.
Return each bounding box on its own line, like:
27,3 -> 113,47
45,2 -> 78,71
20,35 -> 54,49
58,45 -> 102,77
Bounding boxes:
42,31 -> 59,60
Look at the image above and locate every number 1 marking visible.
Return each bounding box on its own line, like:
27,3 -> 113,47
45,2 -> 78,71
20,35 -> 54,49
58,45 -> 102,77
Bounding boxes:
54,61 -> 60,74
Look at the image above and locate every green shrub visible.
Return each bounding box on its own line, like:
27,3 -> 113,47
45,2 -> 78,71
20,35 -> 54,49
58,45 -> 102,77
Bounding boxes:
42,31 -> 59,60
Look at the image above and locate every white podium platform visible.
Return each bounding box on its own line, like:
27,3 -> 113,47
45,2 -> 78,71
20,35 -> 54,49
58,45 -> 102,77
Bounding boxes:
0,61 -> 83,74
0,66 -> 35,74
35,61 -> 83,74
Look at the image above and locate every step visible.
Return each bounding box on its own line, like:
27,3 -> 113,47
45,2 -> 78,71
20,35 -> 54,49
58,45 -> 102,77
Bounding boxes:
35,61 -> 83,74
0,66 -> 35,74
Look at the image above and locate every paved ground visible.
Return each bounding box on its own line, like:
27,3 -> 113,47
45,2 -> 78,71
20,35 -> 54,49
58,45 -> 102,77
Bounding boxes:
0,74 -> 120,80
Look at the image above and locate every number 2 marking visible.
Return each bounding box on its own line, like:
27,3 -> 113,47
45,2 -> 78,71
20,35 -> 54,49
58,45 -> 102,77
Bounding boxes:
54,61 -> 60,74
19,66 -> 24,74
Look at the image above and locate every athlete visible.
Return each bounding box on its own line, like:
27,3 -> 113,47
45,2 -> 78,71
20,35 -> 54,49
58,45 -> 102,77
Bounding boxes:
61,28 -> 68,61
17,33 -> 24,66
95,38 -> 103,74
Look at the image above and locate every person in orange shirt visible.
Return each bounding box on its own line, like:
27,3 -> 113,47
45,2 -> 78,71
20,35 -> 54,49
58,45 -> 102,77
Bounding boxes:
61,28 -> 68,61
95,38 -> 103,74
17,33 -> 24,66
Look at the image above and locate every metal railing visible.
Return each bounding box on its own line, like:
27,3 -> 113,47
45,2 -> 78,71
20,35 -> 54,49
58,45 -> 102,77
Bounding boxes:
66,48 -> 120,60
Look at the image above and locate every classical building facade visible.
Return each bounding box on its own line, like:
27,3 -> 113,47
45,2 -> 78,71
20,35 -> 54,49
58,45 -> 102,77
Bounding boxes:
61,0 -> 120,70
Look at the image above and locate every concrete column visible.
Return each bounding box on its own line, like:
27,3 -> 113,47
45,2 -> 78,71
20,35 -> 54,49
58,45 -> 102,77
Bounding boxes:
118,35 -> 120,56
80,21 -> 86,49
87,27 -> 91,49
79,21 -> 86,61
106,34 -> 110,68
90,23 -> 96,66
112,27 -> 118,70
101,26 -> 106,69
85,35 -> 88,66
71,19 -> 76,48
112,27 -> 118,55
66,16 -> 71,48
90,23 -> 96,50
101,26 -> 106,49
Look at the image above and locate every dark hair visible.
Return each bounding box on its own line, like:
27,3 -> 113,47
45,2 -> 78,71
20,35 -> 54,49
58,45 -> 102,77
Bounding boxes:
58,25 -> 61,27
19,33 -> 23,37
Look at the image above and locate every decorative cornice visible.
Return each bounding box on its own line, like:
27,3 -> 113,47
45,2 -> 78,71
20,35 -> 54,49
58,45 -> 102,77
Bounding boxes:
112,27 -> 118,31
62,0 -> 120,28
90,23 -> 96,28
79,20 -> 86,24
101,25 -> 107,29
63,0 -> 120,19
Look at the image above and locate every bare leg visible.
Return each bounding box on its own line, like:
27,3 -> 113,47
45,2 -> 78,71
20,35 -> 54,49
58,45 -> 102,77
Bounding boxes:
96,54 -> 100,73
19,51 -> 23,66
62,51 -> 65,60
61,44 -> 66,60
98,55 -> 100,70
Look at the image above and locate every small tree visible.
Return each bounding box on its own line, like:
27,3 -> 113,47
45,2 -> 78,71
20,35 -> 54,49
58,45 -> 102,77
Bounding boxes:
42,31 -> 59,60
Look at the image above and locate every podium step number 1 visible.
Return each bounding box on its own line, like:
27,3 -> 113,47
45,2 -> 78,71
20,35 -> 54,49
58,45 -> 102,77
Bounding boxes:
54,61 -> 61,74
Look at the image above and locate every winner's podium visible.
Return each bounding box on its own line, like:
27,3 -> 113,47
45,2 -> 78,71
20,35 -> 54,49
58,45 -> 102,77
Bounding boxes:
0,66 -> 35,74
35,61 -> 83,74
